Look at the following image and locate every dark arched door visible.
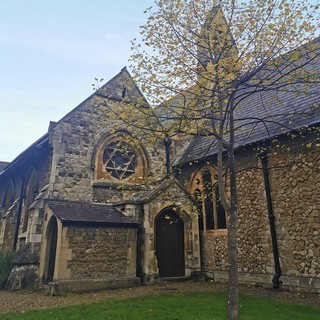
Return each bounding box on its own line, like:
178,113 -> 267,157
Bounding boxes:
43,217 -> 58,284
155,209 -> 185,277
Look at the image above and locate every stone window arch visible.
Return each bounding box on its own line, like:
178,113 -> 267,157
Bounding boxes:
94,131 -> 148,183
190,165 -> 227,232
194,188 -> 204,231
22,168 -> 38,233
1,180 -> 15,212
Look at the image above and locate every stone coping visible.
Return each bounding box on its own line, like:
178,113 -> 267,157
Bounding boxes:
46,276 -> 141,295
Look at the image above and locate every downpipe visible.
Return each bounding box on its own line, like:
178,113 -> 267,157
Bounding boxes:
259,152 -> 282,289
164,136 -> 172,175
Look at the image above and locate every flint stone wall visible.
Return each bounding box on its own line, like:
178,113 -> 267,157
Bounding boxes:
267,134 -> 320,278
204,150 -> 272,274
182,132 -> 320,284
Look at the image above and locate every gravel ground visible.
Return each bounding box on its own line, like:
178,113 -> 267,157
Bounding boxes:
0,281 -> 319,314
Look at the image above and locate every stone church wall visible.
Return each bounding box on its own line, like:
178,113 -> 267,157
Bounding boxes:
0,201 -> 19,251
204,233 -> 228,271
267,134 -> 320,280
179,132 -> 320,289
49,98 -> 167,204
234,151 -> 273,275
202,150 -> 272,275
0,147 -> 51,252
66,226 -> 137,280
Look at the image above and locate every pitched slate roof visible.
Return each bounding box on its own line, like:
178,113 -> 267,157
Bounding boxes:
46,200 -> 138,227
0,134 -> 49,177
178,39 -> 320,164
0,161 -> 9,173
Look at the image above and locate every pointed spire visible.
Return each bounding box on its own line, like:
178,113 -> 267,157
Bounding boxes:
197,5 -> 238,70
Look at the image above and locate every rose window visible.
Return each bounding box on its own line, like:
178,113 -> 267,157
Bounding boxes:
103,141 -> 136,180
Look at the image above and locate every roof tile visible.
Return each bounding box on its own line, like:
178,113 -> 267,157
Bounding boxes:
46,200 -> 138,226
178,39 -> 320,164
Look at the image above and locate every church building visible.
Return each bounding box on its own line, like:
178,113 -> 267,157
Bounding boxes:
0,9 -> 319,294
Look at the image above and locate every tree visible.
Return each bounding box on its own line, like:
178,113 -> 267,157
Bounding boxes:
99,1 -> 319,319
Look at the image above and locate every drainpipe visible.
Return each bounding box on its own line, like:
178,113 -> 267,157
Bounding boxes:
259,152 -> 282,289
136,203 -> 144,281
13,175 -> 25,251
164,136 -> 172,175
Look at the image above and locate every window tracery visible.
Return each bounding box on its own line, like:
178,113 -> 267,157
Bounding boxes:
103,141 -> 136,180
190,166 -> 227,232
94,132 -> 148,183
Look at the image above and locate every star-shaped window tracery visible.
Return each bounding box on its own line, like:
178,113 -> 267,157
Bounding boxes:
103,141 -> 136,180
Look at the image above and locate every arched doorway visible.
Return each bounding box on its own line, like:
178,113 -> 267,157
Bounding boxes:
155,208 -> 185,277
43,216 -> 58,284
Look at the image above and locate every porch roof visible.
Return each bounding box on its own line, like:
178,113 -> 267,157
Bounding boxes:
46,199 -> 139,227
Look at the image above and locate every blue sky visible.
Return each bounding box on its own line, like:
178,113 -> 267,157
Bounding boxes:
0,0 -> 319,162
0,0 -> 151,162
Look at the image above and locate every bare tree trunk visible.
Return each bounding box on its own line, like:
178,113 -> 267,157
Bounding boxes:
227,94 -> 239,320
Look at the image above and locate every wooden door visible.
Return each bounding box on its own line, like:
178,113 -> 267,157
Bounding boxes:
155,209 -> 185,277
43,217 -> 57,284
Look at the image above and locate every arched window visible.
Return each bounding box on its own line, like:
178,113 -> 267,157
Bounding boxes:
1,180 -> 15,211
215,185 -> 227,229
203,170 -> 214,230
94,132 -> 148,183
190,166 -> 227,231
22,169 -> 38,232
194,188 -> 203,231
103,141 -> 136,180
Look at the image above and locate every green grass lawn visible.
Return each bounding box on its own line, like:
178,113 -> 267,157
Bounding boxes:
1,291 -> 319,320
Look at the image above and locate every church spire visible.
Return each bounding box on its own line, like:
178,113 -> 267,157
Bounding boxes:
197,5 -> 238,72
